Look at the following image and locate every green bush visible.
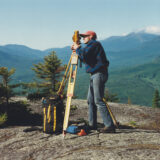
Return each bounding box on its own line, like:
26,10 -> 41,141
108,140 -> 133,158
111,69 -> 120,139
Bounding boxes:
0,113 -> 7,126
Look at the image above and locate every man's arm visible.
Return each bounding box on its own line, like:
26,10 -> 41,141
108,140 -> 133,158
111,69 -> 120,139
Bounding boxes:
75,41 -> 98,62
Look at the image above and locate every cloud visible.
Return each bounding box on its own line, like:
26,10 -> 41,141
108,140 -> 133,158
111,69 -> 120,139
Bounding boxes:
144,26 -> 160,35
121,32 -> 129,36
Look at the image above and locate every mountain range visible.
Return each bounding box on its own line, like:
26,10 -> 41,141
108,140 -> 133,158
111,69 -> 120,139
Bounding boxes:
0,31 -> 160,106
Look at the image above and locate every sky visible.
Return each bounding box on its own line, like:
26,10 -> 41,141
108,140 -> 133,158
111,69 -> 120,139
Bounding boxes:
0,0 -> 160,50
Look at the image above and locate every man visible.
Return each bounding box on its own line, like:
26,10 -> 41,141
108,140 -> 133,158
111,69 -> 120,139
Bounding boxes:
71,30 -> 115,133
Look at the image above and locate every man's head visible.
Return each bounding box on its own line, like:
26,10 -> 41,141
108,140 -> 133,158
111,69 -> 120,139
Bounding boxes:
80,31 -> 97,44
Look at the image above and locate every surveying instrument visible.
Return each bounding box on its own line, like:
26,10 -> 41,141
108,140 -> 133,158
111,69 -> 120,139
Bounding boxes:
42,30 -> 118,137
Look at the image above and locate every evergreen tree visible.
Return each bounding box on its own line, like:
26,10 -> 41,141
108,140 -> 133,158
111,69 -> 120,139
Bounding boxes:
152,89 -> 160,108
31,51 -> 65,96
128,97 -> 132,105
104,89 -> 119,102
0,67 -> 16,104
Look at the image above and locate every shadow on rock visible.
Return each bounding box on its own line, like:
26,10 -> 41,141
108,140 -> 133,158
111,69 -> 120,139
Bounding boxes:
117,124 -> 135,129
0,101 -> 43,127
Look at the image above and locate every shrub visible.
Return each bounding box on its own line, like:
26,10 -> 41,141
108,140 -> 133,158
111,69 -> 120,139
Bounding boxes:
0,113 -> 7,126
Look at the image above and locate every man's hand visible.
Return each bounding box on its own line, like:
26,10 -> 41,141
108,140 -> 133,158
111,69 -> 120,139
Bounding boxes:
71,43 -> 80,51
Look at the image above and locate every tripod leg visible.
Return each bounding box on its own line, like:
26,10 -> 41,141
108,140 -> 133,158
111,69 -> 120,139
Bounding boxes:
58,56 -> 72,95
47,104 -> 51,123
63,54 -> 78,136
103,98 -> 119,128
43,108 -> 46,132
53,106 -> 56,132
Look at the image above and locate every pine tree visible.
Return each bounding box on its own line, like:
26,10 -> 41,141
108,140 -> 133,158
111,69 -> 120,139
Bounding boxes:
31,51 -> 65,96
104,89 -> 119,102
0,67 -> 16,104
152,89 -> 160,108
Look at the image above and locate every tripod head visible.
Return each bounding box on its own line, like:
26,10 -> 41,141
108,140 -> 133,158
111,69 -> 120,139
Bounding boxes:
72,30 -> 81,45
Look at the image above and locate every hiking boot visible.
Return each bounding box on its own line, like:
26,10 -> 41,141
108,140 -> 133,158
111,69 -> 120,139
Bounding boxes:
88,125 -> 97,130
98,126 -> 116,133
84,125 -> 97,133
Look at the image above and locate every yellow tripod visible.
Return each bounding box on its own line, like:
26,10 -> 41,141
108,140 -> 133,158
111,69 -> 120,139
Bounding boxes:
61,52 -> 78,136
57,31 -> 80,136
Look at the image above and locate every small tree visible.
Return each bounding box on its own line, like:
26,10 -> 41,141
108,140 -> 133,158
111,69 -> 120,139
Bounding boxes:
152,89 -> 160,108
104,89 -> 119,102
31,51 -> 65,97
0,67 -> 16,105
128,97 -> 132,105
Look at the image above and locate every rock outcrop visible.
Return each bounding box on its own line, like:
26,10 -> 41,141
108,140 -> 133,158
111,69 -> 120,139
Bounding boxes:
0,99 -> 160,160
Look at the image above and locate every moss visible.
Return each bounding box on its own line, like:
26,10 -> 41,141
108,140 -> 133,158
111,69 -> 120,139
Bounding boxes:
71,105 -> 78,111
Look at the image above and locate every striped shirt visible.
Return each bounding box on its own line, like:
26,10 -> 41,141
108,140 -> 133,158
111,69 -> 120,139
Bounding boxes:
76,39 -> 109,74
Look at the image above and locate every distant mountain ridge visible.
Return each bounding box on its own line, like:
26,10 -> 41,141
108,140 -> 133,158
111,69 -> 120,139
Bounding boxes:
108,35 -> 160,68
0,31 -> 160,106
0,44 -> 45,59
0,32 -> 160,67
101,32 -> 158,51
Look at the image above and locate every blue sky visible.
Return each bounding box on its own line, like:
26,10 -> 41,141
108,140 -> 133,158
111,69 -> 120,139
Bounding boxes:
0,0 -> 160,50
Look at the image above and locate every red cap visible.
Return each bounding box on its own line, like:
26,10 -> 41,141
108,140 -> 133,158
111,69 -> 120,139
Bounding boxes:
80,31 -> 97,39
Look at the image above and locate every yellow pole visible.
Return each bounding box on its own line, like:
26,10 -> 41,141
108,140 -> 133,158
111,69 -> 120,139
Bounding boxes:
103,98 -> 119,128
47,104 -> 51,123
43,108 -> 46,132
53,106 -> 56,132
